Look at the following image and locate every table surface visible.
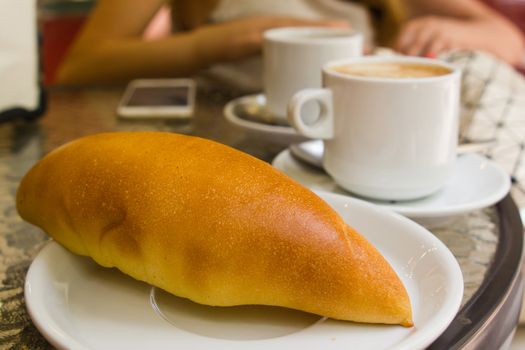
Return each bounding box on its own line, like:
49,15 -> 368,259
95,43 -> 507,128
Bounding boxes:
0,82 -> 523,349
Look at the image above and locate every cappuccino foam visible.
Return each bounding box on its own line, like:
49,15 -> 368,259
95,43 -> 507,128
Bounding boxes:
332,62 -> 451,78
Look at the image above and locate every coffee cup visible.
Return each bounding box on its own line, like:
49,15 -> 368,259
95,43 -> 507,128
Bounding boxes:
263,27 -> 363,123
287,56 -> 461,201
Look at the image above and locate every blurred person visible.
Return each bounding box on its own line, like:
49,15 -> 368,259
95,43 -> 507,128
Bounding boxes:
57,0 -> 525,86
56,0 -> 362,85
397,0 -> 525,68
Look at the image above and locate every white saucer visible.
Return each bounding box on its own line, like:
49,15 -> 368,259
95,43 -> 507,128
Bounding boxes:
223,94 -> 308,145
25,192 -> 463,350
273,148 -> 511,227
289,139 -> 500,170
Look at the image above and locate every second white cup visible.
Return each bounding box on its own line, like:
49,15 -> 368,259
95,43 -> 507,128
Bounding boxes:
263,27 -> 363,123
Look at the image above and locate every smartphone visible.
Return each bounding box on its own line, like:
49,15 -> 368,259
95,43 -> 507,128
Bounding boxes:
117,79 -> 196,119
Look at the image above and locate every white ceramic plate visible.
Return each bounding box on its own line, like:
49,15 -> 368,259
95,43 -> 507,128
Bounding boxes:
223,94 -> 307,145
273,149 -> 511,227
25,192 -> 463,350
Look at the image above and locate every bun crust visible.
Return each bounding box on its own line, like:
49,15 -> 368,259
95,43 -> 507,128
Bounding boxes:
17,132 -> 412,326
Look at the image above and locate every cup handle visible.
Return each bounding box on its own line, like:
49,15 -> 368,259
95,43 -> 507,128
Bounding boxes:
287,88 -> 334,139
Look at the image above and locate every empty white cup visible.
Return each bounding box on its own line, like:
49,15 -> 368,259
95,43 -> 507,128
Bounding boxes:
263,27 -> 363,123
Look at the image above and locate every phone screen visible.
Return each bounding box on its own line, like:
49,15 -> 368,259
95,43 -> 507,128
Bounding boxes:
125,86 -> 190,107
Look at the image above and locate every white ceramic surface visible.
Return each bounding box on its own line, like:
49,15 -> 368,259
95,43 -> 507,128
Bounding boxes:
273,149 -> 511,227
289,139 -> 325,168
288,56 -> 461,201
263,27 -> 362,121
290,139 -> 500,170
25,193 -> 463,350
223,94 -> 308,145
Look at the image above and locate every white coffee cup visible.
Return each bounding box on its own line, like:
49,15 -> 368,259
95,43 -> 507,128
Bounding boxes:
263,27 -> 363,123
288,56 -> 461,201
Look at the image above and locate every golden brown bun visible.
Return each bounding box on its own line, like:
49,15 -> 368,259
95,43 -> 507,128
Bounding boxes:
17,132 -> 412,326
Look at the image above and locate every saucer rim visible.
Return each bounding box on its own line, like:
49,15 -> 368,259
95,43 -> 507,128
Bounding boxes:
376,153 -> 511,217
272,149 -> 511,219
223,94 -> 299,136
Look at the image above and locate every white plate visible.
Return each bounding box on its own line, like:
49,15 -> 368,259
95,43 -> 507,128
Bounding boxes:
223,94 -> 307,145
273,149 -> 511,227
25,192 -> 463,350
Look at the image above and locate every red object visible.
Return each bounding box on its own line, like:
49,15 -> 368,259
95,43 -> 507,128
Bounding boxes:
41,15 -> 87,85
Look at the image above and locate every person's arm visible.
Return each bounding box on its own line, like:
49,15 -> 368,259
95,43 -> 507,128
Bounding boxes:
57,0 -> 165,84
396,0 -> 524,66
402,0 -> 489,19
56,0 -> 349,85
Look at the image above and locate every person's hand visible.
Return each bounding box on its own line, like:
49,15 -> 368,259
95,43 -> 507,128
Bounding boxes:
193,16 -> 351,65
396,15 -> 524,66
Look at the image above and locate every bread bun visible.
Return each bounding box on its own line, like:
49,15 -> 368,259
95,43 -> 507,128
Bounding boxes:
17,132 -> 412,326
